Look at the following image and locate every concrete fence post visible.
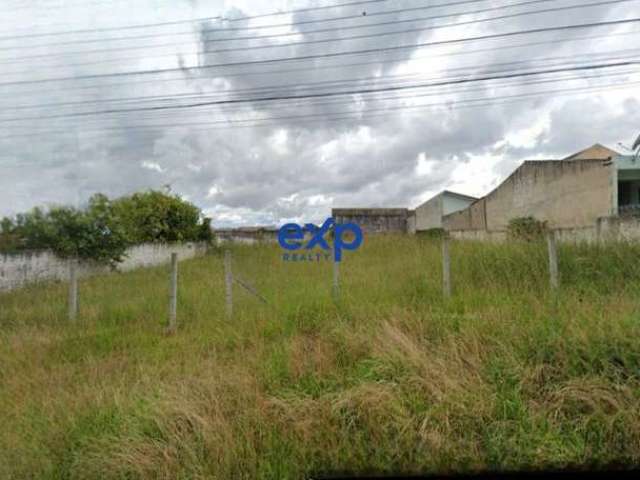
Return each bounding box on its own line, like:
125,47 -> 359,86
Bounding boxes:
224,250 -> 233,318
332,258 -> 340,300
546,230 -> 559,290
68,258 -> 78,321
442,234 -> 452,299
168,253 -> 178,332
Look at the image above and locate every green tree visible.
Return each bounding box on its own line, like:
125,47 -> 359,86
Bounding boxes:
112,190 -> 211,244
0,190 -> 212,263
0,195 -> 128,266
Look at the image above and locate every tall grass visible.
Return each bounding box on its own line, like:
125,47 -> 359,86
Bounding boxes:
1,236 -> 639,479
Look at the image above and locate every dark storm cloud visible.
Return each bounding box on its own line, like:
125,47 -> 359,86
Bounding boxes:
0,0 -> 638,226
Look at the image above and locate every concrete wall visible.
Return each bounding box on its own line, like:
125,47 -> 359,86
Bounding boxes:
597,215 -> 640,242
449,229 -> 507,242
485,160 -> 613,230
564,144 -> 618,161
332,208 -> 409,234
448,216 -> 640,244
407,213 -> 417,234
445,159 -> 613,232
443,194 -> 476,216
0,242 -> 208,292
415,196 -> 443,230
415,192 -> 476,231
443,198 -> 487,231
214,228 -> 279,245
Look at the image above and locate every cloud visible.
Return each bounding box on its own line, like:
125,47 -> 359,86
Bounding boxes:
0,0 -> 638,227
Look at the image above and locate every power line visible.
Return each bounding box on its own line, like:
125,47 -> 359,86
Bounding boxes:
0,0 -> 156,15
0,0 -> 388,41
5,28 -> 640,100
215,0 -> 388,23
0,0 -> 557,54
2,0 -> 623,67
193,0 -> 548,32
0,14 -> 221,41
1,78 -> 637,143
5,67 -> 635,130
2,18 -> 639,88
121,80 -> 640,131
196,0 -> 640,57
1,60 -> 637,123
86,80 -> 640,129
3,49 -> 638,113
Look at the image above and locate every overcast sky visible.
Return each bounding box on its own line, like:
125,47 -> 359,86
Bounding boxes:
0,0 -> 639,227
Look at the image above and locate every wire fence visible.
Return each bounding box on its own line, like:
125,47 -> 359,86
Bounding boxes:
56,231 -> 564,331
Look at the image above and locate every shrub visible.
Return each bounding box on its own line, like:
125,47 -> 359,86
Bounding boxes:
0,191 -> 213,265
0,195 -> 128,266
112,191 -> 210,244
417,228 -> 445,239
507,217 -> 548,242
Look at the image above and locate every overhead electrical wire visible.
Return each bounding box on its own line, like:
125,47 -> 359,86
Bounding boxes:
0,0 -> 389,40
0,0 -> 565,53
5,28 -> 640,101
4,66 -> 636,130
189,0 -> 640,57
1,0 -> 630,70
3,49 -> 638,113
0,3 -> 637,147
143,81 -> 640,130
0,14 -> 221,40
189,0 -> 567,32
1,74 -> 636,142
2,18 -> 639,88
1,60 -> 638,124
1,78 -> 637,145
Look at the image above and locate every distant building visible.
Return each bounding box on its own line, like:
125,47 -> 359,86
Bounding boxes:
214,226 -> 279,244
332,208 -> 411,234
330,144 -> 637,239
411,190 -> 478,232
442,144 -> 638,235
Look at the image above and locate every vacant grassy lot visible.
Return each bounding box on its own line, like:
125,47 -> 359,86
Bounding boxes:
1,236 -> 640,479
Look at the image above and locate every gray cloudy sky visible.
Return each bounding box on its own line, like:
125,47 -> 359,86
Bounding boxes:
1,0 -> 639,227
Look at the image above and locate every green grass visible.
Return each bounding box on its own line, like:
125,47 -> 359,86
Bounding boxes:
1,236 -> 640,479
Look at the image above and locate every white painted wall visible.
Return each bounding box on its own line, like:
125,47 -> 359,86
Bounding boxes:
415,192 -> 476,231
0,242 -> 208,292
443,195 -> 476,216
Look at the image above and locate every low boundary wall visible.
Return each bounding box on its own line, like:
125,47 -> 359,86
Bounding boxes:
0,242 -> 208,292
448,216 -> 640,244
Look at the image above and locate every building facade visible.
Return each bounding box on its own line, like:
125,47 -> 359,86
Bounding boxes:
443,145 -> 640,235
413,190 -> 477,232
332,208 -> 411,234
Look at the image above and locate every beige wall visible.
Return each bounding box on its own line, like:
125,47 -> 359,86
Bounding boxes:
415,196 -> 443,230
448,216 -> 640,244
332,208 -> 409,234
407,213 -> 417,234
443,198 -> 487,231
416,193 -> 476,231
484,160 -> 614,230
565,144 -> 618,161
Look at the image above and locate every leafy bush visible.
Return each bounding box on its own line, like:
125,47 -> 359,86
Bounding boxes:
0,191 -> 212,265
112,191 -> 211,244
0,195 -> 128,266
417,228 -> 445,239
507,217 -> 548,242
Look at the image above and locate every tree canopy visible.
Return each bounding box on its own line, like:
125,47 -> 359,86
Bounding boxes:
0,191 -> 212,265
